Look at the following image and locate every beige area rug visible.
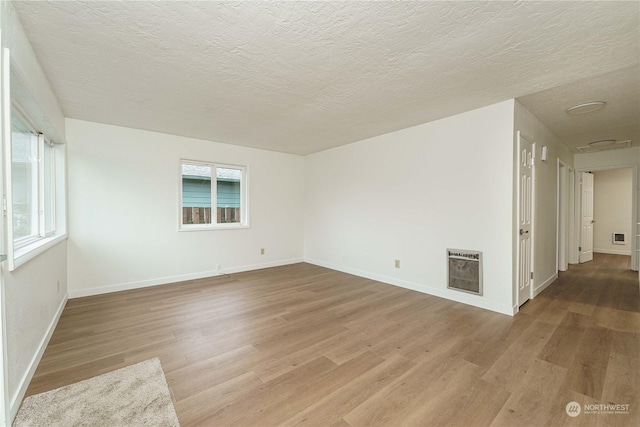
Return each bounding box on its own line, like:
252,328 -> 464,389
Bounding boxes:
14,358 -> 180,427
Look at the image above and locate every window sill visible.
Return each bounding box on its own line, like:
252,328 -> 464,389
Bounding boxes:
10,233 -> 68,271
179,224 -> 250,232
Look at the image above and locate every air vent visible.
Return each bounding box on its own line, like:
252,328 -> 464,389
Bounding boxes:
613,233 -> 626,245
576,140 -> 631,153
447,249 -> 482,295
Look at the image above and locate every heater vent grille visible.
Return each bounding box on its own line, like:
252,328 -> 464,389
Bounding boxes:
447,249 -> 483,296
613,233 -> 626,245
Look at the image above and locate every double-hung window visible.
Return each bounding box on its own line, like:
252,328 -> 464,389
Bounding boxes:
179,160 -> 248,230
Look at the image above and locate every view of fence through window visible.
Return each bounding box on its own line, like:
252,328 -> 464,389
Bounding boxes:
181,163 -> 242,225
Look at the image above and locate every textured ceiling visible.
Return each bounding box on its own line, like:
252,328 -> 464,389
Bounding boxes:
518,65 -> 639,151
12,1 -> 640,155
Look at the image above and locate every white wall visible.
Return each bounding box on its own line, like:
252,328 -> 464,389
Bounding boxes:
0,1 -> 68,421
66,119 -> 305,296
514,101 -> 574,297
304,100 -> 515,315
575,146 -> 640,269
593,168 -> 633,255
3,243 -> 67,416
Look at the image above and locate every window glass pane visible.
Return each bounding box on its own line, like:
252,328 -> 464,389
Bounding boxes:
11,115 -> 39,242
216,167 -> 242,224
43,143 -> 55,234
182,163 -> 212,224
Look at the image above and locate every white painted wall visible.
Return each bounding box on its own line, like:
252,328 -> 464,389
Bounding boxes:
304,100 -> 515,315
0,1 -> 68,421
66,119 -> 305,296
575,146 -> 640,270
3,243 -> 67,417
593,168 -> 633,255
514,101 -> 574,297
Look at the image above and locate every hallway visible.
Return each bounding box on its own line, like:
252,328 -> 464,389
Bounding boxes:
515,253 -> 639,425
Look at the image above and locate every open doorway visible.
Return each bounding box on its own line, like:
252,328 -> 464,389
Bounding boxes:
572,164 -> 638,272
592,168 -> 634,258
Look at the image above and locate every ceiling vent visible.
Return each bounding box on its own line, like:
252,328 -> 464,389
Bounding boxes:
576,140 -> 632,153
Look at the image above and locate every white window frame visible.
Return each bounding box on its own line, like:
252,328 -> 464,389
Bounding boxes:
4,104 -> 67,271
178,159 -> 249,231
42,138 -> 57,236
9,117 -> 40,248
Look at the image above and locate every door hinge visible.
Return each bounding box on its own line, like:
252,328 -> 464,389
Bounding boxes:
530,272 -> 533,280
579,246 -> 582,251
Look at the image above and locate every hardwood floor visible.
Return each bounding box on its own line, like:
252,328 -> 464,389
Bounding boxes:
25,254 -> 639,426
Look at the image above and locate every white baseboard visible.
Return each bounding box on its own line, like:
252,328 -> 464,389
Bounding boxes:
594,248 -> 632,256
304,258 -> 515,316
533,272 -> 558,298
221,258 -> 304,275
68,258 -> 304,299
10,294 -> 68,421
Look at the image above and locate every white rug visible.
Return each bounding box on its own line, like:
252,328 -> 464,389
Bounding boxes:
15,358 -> 180,427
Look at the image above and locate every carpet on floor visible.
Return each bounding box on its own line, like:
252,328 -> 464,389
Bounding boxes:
14,357 -> 180,426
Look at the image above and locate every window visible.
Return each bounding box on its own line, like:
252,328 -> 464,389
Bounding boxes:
11,113 -> 58,246
180,160 -> 247,229
7,109 -> 66,268
11,115 -> 39,245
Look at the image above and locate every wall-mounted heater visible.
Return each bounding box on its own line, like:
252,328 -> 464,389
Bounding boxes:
612,233 -> 626,245
447,249 -> 483,296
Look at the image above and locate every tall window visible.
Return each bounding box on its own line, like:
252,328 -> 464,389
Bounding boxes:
180,160 -> 247,229
11,115 -> 38,243
10,112 -> 58,249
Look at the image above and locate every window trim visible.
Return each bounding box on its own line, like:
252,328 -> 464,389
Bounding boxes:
5,103 -> 67,271
178,159 -> 249,231
41,136 -> 57,237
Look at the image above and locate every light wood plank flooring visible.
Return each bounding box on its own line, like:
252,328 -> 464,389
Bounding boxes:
25,254 -> 639,426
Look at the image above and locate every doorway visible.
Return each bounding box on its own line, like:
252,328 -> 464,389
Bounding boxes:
573,164 -> 638,272
593,168 -> 634,258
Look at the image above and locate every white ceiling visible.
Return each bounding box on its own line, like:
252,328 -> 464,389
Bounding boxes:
518,65 -> 639,151
12,1 -> 640,155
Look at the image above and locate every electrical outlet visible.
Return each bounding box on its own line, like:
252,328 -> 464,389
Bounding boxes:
395,259 -> 400,268
261,248 -> 265,255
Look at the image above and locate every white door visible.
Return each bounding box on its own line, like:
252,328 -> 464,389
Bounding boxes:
580,172 -> 594,263
517,132 -> 534,307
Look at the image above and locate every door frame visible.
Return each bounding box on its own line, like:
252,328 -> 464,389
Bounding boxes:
516,131 -> 536,308
573,163 -> 638,271
0,36 -> 9,427
557,160 -> 572,272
